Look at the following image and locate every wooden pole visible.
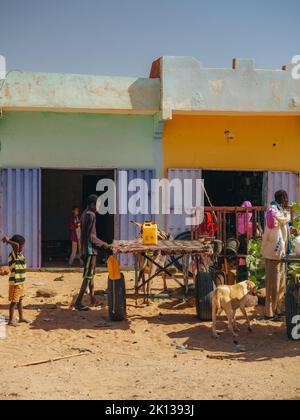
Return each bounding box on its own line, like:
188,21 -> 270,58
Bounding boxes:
14,353 -> 87,368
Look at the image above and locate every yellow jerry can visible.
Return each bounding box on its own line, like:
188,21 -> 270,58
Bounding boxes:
142,222 -> 158,245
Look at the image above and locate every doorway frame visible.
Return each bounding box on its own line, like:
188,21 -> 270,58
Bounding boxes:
40,167 -> 118,268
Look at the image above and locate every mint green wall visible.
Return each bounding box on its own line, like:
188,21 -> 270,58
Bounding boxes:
0,112 -> 158,169
1,71 -> 160,113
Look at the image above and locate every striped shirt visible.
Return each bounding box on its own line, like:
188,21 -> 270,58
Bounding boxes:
8,252 -> 26,285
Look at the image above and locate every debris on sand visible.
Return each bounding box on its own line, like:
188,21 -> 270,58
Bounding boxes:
36,289 -> 57,298
54,276 -> 65,282
86,334 -> 97,339
175,344 -> 189,354
71,347 -> 93,354
233,341 -> 247,353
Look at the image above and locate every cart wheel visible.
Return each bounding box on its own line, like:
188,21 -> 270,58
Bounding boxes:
195,272 -> 215,321
108,274 -> 127,322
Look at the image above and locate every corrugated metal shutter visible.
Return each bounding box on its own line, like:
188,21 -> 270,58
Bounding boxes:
117,169 -> 156,266
167,168 -> 203,238
0,169 -> 41,268
267,171 -> 299,205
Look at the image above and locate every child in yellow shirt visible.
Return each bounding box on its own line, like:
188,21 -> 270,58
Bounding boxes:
2,235 -> 29,327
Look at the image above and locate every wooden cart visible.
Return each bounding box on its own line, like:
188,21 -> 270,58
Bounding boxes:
107,239 -> 215,321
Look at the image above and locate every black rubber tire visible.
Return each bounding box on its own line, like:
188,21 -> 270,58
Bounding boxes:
286,284 -> 300,340
195,272 -> 215,321
108,274 -> 126,322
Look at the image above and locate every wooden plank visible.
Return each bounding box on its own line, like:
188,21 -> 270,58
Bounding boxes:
111,239 -> 213,256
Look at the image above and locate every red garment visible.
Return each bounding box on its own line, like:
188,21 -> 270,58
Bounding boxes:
200,212 -> 218,237
69,215 -> 80,242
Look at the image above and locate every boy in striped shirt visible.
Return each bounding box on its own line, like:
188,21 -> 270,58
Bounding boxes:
2,235 -> 29,327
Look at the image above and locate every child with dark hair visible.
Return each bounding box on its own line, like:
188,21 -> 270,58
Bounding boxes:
2,235 -> 29,326
68,206 -> 82,267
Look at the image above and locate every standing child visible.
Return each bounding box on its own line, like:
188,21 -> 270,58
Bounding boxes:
2,235 -> 29,327
68,206 -> 82,267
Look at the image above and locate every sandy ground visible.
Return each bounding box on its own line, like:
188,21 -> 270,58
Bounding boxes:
0,271 -> 300,401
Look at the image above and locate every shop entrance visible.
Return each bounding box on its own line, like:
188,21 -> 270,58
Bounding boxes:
202,170 -> 266,206
42,169 -> 115,267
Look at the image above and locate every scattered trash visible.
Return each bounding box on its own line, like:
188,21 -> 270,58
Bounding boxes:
175,344 -> 189,354
43,318 -> 54,322
171,340 -> 190,354
32,282 -> 46,287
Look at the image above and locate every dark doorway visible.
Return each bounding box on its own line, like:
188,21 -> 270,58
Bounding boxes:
82,174 -> 115,262
202,170 -> 266,207
42,169 -> 115,267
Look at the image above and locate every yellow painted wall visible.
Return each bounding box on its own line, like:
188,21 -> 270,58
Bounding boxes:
163,115 -> 300,174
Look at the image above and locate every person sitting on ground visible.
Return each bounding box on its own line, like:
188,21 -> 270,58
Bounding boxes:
74,195 -> 110,311
2,235 -> 30,327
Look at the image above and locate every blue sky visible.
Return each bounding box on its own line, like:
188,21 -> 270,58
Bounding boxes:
0,0 -> 299,77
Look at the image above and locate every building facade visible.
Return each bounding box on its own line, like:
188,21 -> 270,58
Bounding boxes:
153,56 -> 300,237
0,71 -> 162,266
1,57 -> 300,267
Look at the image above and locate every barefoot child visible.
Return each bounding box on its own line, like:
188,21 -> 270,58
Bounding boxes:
2,235 -> 29,326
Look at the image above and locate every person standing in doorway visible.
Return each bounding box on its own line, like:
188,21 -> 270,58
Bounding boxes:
68,206 -> 82,267
262,190 -> 293,321
74,195 -> 110,311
